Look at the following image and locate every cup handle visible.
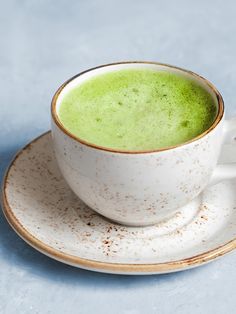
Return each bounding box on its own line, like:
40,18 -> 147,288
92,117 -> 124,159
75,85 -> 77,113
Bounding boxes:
209,118 -> 236,186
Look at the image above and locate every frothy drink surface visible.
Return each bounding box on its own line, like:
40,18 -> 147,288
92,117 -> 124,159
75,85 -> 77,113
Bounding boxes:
58,69 -> 217,151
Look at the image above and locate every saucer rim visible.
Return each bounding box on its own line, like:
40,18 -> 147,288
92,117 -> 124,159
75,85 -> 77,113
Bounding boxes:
2,131 -> 236,274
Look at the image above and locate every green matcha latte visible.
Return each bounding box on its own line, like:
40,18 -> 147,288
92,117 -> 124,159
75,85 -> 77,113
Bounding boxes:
58,69 -> 217,151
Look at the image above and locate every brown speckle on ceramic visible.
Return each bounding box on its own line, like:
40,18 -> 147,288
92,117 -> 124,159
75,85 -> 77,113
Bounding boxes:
2,132 -> 236,274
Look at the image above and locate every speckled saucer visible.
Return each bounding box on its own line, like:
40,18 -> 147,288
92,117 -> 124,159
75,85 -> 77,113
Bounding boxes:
2,132 -> 236,275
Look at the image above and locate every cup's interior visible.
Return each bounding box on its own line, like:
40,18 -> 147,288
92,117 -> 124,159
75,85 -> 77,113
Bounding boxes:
52,62 -> 223,153
55,62 -> 219,116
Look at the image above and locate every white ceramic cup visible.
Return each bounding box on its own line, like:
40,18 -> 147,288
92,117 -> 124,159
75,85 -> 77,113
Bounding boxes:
51,61 -> 236,226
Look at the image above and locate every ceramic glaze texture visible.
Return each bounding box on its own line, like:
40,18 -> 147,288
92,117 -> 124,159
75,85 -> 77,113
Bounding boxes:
51,118 -> 223,226
3,132 -> 236,274
51,62 -> 224,226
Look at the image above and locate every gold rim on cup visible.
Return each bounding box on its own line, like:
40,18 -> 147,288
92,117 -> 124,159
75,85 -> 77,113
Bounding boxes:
51,61 -> 224,154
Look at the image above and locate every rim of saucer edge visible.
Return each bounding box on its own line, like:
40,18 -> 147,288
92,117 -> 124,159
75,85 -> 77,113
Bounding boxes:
1,131 -> 236,274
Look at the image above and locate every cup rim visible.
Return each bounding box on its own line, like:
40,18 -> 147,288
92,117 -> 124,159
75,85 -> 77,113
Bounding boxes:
51,61 -> 224,154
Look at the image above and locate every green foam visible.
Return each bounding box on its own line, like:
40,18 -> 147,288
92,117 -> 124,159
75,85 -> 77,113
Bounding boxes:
58,69 -> 217,151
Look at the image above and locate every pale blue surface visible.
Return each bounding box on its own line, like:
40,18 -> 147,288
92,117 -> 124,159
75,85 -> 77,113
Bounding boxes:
1,1 -> 236,313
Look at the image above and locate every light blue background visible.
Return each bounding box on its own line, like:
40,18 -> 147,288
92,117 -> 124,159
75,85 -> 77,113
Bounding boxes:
1,0 -> 236,313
